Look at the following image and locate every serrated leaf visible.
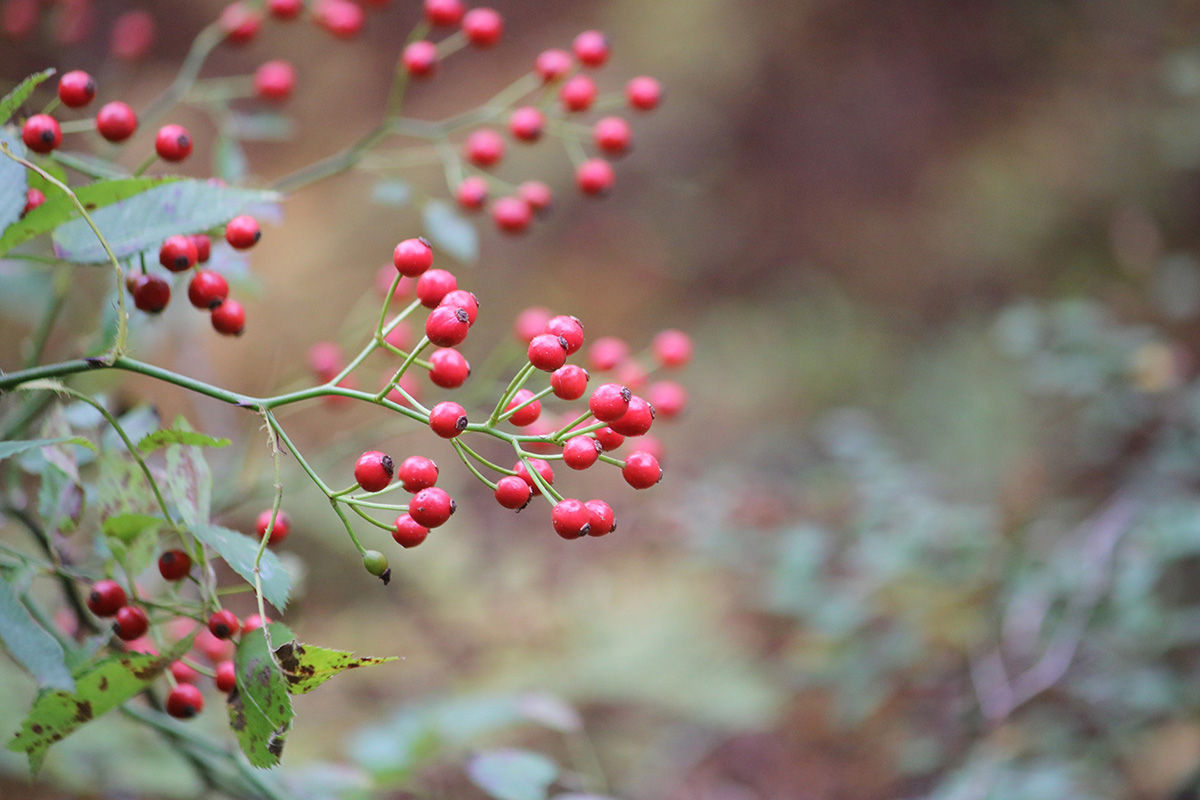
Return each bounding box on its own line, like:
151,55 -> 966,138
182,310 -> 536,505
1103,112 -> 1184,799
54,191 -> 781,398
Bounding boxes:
6,640 -> 188,774
0,576 -> 73,692
273,640 -> 398,695
0,437 -> 91,461
138,427 -> 231,453
191,524 -> 290,610
0,177 -> 179,258
95,450 -> 158,521
0,68 -> 55,126
0,129 -> 27,234
160,419 -> 211,529
52,180 -> 279,263
422,199 -> 478,265
101,512 -> 162,543
371,179 -> 411,207
467,749 -> 559,800
228,624 -> 295,768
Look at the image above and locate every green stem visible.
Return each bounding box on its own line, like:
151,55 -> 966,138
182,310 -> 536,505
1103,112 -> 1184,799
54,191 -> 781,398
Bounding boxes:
452,439 -> 497,489
140,23 -> 226,127
496,385 -> 553,424
25,267 -> 70,368
488,362 -> 535,425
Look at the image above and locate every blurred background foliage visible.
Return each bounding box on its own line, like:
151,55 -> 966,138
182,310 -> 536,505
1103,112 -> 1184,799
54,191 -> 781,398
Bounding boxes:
7,0 -> 1200,798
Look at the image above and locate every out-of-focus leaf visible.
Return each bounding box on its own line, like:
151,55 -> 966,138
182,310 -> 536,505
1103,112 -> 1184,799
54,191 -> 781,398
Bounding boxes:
422,199 -> 478,264
192,524 -> 290,610
0,129 -> 27,234
0,437 -> 91,461
0,68 -> 54,126
372,179 -> 411,207
100,512 -> 162,544
227,112 -> 294,141
95,450 -> 158,520
467,749 -> 558,800
51,150 -> 130,179
213,135 -> 247,183
273,640 -> 398,695
228,624 -> 295,768
0,575 -> 73,691
138,427 -> 230,453
160,418 -> 211,529
514,693 -> 581,732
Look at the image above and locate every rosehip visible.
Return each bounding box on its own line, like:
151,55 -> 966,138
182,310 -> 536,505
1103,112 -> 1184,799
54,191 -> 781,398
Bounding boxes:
425,305 -> 471,347
211,299 -> 245,335
622,450 -> 662,489
215,660 -> 237,692
428,401 -> 468,438
242,613 -> 268,632
355,450 -> 394,492
593,116 -> 632,156
255,60 -> 296,101
190,234 -> 212,263
208,609 -> 241,640
166,683 -> 204,719
563,435 -> 601,470
594,425 -> 625,452
438,289 -> 479,325
195,627 -> 234,663
518,180 -> 553,213
315,0 -> 365,38
462,7 -> 502,47
58,70 -> 96,107
528,333 -> 569,371
22,187 -> 45,217
551,365 -> 589,399
608,394 -> 655,436
514,307 -> 552,342
424,0 -> 464,25
653,328 -> 693,367
508,106 -> 545,142
403,40 -> 438,77
588,336 -> 629,370
132,274 -> 171,314
576,158 -> 615,195
416,268 -> 457,307
589,382 -> 631,422
409,486 -> 455,527
155,124 -> 193,162
456,176 -> 489,210
626,76 -> 663,111
585,499 -> 615,536
110,10 -> 155,61
573,30 -> 609,67
96,101 -> 137,142
552,498 -> 591,539
363,550 -> 390,581
505,389 -> 541,426
544,315 -> 584,355
219,2 -> 261,44
22,114 -> 61,154
392,513 -> 429,547
187,270 -> 229,310
535,48 -> 573,82
308,342 -> 343,381
464,129 -> 504,167
492,196 -> 533,234
87,579 -> 127,617
159,235 -> 198,272
224,215 -> 260,249
397,455 -> 439,493
268,0 -> 302,19
428,347 -> 470,388
113,605 -> 149,640
171,660 -> 200,684
560,74 -> 597,112
393,236 -> 434,277
255,509 -> 292,544
648,380 -> 687,418
514,458 -> 554,495
494,475 -> 532,509
158,549 -> 192,581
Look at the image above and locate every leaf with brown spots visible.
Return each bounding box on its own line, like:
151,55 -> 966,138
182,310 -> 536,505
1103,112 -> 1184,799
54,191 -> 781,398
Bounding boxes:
227,623 -> 295,768
274,639 -> 399,695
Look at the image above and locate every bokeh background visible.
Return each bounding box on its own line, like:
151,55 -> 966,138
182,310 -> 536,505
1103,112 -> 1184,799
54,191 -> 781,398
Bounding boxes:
7,1 -> 1200,798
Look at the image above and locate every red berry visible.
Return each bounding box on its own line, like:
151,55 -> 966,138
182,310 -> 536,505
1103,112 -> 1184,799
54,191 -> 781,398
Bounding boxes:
215,660 -> 237,692
648,380 -> 687,419
191,234 -> 212,263
315,0 -> 365,38
392,513 -> 429,547
428,401 -> 468,438
403,40 -> 438,77
22,114 -> 61,154
551,365 -> 589,400
2,0 -> 37,39
187,270 -> 229,310
195,627 -> 234,663
514,458 -> 554,496
385,321 -> 413,350
464,129 -> 505,167
208,609 -> 241,640
560,75 -> 597,112
242,613 -> 268,632
609,394 -> 655,436
528,333 -> 569,371
255,60 -> 296,101
158,549 -> 192,581
653,329 -> 693,367
534,48 -> 573,82
393,237 -> 433,277
166,683 -> 204,719
171,660 -> 200,684
155,124 -> 192,162
268,0 -> 303,19
425,305 -> 471,347
588,382 -> 631,422
544,315 -> 584,355
508,106 -> 545,142
309,342 -> 343,381
113,605 -> 149,640
159,235 -> 198,272
514,307 -> 552,343
224,215 -> 260,249
87,579 -> 127,617
428,347 -> 470,388
505,389 -> 541,427
622,450 -> 662,489
255,509 -> 292,544
409,486 -> 456,527
552,498 -> 591,539
438,289 -> 479,325
576,159 -> 615,195
219,2 -> 261,44
588,336 -> 629,370
594,425 -> 624,452
518,180 -> 553,213
593,116 -> 632,156
22,187 -> 45,217
397,456 -> 439,493
416,268 -> 457,308
563,435 -> 601,470
211,299 -> 245,335
110,10 -> 155,61
492,196 -> 533,234
355,450 -> 394,492
462,7 -> 502,47
572,30 -> 609,67
424,0 -> 464,25
58,70 -> 96,107
456,176 -> 489,210
585,499 -> 615,536
626,76 -> 662,111
96,101 -> 137,142
132,274 -> 171,314
494,475 -> 532,510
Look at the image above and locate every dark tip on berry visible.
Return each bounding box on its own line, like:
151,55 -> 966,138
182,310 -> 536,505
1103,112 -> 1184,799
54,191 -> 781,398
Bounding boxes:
455,415 -> 468,431
619,386 -> 632,402
580,522 -> 592,536
178,704 -> 198,719
417,236 -> 432,248
378,568 -> 391,585
177,134 -> 190,148
648,402 -> 657,419
380,454 -> 395,475
207,298 -> 223,310
41,130 -> 55,143
85,79 -> 96,94
556,335 -> 568,350
454,308 -> 470,324
213,623 -> 230,638
174,256 -> 188,269
448,499 -> 457,515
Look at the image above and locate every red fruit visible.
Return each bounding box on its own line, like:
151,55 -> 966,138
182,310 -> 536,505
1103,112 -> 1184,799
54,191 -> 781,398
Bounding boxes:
653,329 -> 693,367
409,487 -> 456,527
456,176 -> 489,210
315,0 -> 365,38
195,627 -> 235,662
648,380 -> 687,419
191,234 -> 212,263
425,305 -> 471,347
622,450 -> 662,489
438,289 -> 479,325
576,158 -> 615,195
534,49 -> 573,82
58,70 -> 96,108
513,458 -> 554,495
514,307 -> 552,343
96,101 -> 137,142
113,605 -> 149,640
171,660 -> 200,684
428,347 -> 470,388
528,333 -> 569,371
392,513 -> 429,547
187,270 -> 229,310
166,683 -> 204,719
588,382 -> 631,422
593,116 -> 632,156
403,40 -> 438,77
428,401 -> 468,438
632,432 -> 663,461
594,425 -> 624,452
355,450 -> 394,492
544,315 -> 584,355
53,0 -> 95,47
560,74 -> 597,112
211,299 -> 245,335
551,365 -> 589,399
159,235 -> 198,272
22,114 -> 61,154
393,237 -> 434,277
110,10 -> 155,61
308,342 -> 343,381
462,7 -> 502,47
208,609 -> 241,640
22,187 -> 45,217
609,394 -> 655,436
132,274 -> 171,314
492,196 -> 533,234
256,509 -> 292,544
505,389 -> 541,426
585,499 -> 615,536
158,549 -> 192,581
397,456 -> 439,493
219,2 -> 261,43
255,60 -> 296,101
552,498 -> 591,539
416,268 -> 457,307
518,180 -> 553,213
424,0 -> 464,25
573,30 -> 609,67
626,76 -> 662,111
588,336 -> 629,370
268,0 -> 303,19
155,124 -> 192,161
242,613 -> 268,632
87,579 -> 127,617
616,358 -> 648,390
494,475 -> 532,509
215,660 -> 237,692
224,215 -> 260,249
2,0 -> 37,39
464,129 -> 504,167
508,106 -> 545,142
385,321 -> 413,350
563,435 -> 601,470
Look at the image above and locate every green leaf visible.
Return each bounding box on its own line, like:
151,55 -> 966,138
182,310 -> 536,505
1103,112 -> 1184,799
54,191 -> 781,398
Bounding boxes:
0,128 -> 27,234
422,199 -> 478,264
0,68 -> 55,126
37,464 -> 82,532
0,437 -> 91,462
6,643 -> 187,774
101,512 -> 163,544
192,524 -> 290,610
138,427 -> 230,453
52,180 -> 279,264
213,135 -> 247,183
0,576 -> 73,692
273,640 -> 398,695
371,179 -> 411,207
160,419 -> 212,529
95,450 -> 158,520
0,177 -> 179,258
467,749 -> 559,800
228,623 -> 295,768
51,149 -> 131,180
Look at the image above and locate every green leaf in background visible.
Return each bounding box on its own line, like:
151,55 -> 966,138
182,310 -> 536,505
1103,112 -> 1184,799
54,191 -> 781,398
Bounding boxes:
0,437 -> 92,462
52,180 -> 279,263
273,640 -> 398,695
192,524 -> 290,610
160,418 -> 212,529
467,749 -> 559,800
101,512 -> 162,544
51,150 -> 130,179
227,111 -> 294,141
228,623 -> 295,768
0,177 -> 179,258
0,68 -> 55,126
0,128 -> 27,235
422,199 -> 478,264
0,575 -> 73,692
213,135 -> 247,183
95,451 -> 159,520
138,426 -> 230,453
371,179 -> 411,207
